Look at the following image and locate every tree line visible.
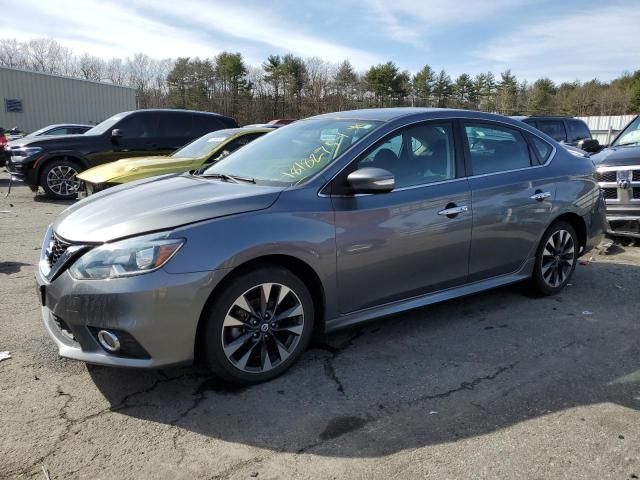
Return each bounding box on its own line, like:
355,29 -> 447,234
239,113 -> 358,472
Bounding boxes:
1,37 -> 639,125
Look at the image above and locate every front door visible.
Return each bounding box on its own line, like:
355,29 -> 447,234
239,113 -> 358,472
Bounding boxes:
332,121 -> 472,314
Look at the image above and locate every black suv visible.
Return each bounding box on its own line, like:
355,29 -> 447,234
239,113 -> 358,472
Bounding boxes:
5,109 -> 237,199
512,116 -> 601,153
592,115 -> 640,238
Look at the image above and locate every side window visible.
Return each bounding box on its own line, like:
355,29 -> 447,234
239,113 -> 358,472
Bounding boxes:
527,134 -> 553,164
117,114 -> 159,139
464,123 -> 532,175
47,128 -> 67,135
537,120 -> 566,142
567,120 -> 591,143
193,115 -> 223,137
356,122 -> 455,189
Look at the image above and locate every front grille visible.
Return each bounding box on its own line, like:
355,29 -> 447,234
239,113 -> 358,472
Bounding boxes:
634,171 -> 640,181
47,234 -> 71,267
597,171 -> 617,183
602,188 -> 618,200
634,188 -> 640,200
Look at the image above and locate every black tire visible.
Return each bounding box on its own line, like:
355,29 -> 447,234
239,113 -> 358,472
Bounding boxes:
530,221 -> 578,296
202,266 -> 315,384
40,158 -> 82,200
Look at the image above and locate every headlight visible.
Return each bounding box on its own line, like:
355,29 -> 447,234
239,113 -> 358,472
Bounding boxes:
69,233 -> 184,280
12,146 -> 42,161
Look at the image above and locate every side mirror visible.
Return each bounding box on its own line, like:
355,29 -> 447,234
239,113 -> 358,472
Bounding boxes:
347,167 -> 395,194
577,138 -> 601,153
111,129 -> 122,144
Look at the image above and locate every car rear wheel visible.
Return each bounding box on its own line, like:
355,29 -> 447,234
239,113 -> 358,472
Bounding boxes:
531,221 -> 578,295
202,266 -> 314,384
40,158 -> 81,200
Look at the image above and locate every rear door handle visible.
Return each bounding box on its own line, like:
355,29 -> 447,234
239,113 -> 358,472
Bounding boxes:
530,190 -> 551,201
438,204 -> 469,217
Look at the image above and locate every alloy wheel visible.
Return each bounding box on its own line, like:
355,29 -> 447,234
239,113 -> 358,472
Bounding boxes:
541,229 -> 575,288
221,282 -> 305,373
46,165 -> 79,197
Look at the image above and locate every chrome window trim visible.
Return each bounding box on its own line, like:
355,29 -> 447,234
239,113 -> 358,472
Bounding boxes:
319,115 -> 556,198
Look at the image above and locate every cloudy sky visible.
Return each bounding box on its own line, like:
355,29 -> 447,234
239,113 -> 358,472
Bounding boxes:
1,0 -> 639,82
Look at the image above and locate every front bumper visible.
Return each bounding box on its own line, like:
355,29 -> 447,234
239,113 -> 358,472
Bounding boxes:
36,256 -> 221,368
606,214 -> 640,238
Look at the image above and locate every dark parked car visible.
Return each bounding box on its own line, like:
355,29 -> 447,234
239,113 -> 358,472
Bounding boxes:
37,108 -> 606,384
25,124 -> 92,137
592,115 -> 640,238
512,116 -> 600,152
5,109 -> 237,199
2,124 -> 92,167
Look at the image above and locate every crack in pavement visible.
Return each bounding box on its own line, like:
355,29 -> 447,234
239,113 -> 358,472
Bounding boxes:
315,329 -> 365,395
10,371 -> 210,478
296,361 -> 519,454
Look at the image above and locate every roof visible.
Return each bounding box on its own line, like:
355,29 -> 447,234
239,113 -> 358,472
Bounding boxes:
311,108 -> 531,126
511,115 -> 577,120
43,123 -> 92,128
0,65 -> 135,91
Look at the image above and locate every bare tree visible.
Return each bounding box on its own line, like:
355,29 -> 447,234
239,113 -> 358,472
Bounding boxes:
78,53 -> 105,81
0,38 -> 27,68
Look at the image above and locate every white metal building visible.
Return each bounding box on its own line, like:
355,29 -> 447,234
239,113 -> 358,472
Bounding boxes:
0,66 -> 136,133
577,115 -> 637,144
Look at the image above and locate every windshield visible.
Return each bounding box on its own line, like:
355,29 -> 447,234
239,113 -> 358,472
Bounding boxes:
203,118 -> 382,185
26,126 -> 53,137
84,112 -> 130,136
613,116 -> 640,147
172,130 -> 234,158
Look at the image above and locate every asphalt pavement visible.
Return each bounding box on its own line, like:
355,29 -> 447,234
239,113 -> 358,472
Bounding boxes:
1,172 -> 639,479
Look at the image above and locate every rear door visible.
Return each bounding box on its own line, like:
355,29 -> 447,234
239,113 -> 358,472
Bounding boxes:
463,121 -> 556,281
332,120 -> 472,313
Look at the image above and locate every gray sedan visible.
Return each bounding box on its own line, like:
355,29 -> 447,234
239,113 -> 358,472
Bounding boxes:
36,108 -> 606,384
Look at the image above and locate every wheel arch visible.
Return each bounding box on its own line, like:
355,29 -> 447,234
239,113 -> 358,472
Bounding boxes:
194,254 -> 327,362
549,212 -> 587,255
35,153 -> 89,181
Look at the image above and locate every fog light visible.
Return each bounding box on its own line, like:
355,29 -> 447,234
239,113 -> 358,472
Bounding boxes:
97,330 -> 121,352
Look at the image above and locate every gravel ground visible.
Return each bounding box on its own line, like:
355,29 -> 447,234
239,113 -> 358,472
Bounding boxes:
1,172 -> 639,480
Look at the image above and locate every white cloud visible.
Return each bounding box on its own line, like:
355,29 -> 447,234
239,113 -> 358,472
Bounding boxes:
473,4 -> 640,82
0,0 -> 382,68
361,0 -> 532,47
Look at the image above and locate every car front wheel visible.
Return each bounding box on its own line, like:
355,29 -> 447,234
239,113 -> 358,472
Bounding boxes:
202,266 -> 315,384
531,221 -> 578,295
40,158 -> 81,200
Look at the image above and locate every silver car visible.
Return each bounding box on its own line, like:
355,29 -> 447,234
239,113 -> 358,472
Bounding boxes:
37,109 -> 606,384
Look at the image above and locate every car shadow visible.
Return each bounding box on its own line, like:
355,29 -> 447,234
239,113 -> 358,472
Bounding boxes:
0,261 -> 31,274
33,194 -> 76,206
88,260 -> 640,457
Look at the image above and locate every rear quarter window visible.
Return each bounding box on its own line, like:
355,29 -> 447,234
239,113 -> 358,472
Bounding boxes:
527,134 -> 553,164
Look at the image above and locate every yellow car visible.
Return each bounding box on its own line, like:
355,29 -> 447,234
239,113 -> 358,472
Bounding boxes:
77,127 -> 272,195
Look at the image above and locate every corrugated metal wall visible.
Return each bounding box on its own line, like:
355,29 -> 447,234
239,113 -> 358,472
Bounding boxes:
0,67 -> 136,132
576,115 -> 637,144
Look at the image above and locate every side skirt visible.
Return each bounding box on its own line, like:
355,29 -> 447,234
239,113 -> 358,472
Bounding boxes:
325,258 -> 535,332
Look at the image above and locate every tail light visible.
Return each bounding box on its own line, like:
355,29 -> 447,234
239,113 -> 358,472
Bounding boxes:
0,134 -> 6,147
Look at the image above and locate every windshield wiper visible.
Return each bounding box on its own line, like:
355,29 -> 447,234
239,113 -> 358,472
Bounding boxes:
199,172 -> 256,184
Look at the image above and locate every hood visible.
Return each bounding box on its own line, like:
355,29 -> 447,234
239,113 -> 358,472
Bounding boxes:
77,156 -> 174,183
12,133 -> 98,149
591,145 -> 640,167
54,174 -> 283,243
